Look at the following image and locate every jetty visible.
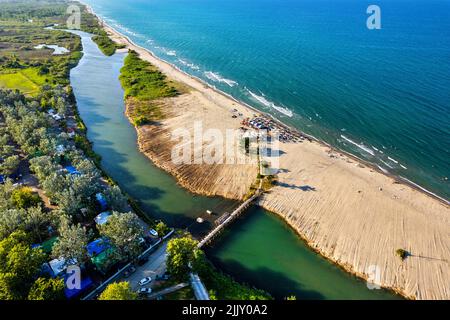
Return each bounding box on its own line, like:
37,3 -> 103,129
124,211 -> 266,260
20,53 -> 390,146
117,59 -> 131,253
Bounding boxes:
198,187 -> 263,248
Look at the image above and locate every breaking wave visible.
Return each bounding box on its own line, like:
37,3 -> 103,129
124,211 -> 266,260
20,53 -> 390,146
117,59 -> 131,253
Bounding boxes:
178,58 -> 200,70
340,135 -> 376,156
204,71 -> 238,87
246,89 -> 293,117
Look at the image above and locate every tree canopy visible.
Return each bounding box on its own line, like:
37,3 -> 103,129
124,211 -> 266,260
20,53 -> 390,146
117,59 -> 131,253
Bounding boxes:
166,236 -> 203,281
0,231 -> 46,299
98,212 -> 144,261
98,282 -> 137,300
28,277 -> 65,300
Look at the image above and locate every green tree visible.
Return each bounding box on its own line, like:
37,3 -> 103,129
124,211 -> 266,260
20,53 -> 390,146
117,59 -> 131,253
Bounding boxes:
0,231 -> 46,299
0,179 -> 15,211
103,185 -> 129,212
0,155 -> 19,176
0,209 -> 25,240
99,212 -> 144,261
166,236 -> 203,281
24,206 -> 56,243
0,272 -> 19,300
154,221 -> 170,238
52,218 -> 89,264
11,187 -> 42,209
29,156 -> 58,181
98,282 -> 137,300
28,277 -> 65,300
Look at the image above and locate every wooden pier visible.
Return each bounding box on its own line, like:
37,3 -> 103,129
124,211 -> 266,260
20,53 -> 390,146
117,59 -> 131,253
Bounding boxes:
197,188 -> 262,248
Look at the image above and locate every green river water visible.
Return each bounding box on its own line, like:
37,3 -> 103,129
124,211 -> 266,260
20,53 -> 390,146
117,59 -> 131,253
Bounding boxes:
69,30 -> 399,300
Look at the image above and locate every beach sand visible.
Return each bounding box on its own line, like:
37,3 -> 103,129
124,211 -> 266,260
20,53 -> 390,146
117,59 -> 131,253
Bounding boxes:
97,16 -> 449,300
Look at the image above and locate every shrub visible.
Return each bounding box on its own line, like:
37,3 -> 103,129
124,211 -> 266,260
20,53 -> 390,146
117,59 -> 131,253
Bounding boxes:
133,115 -> 149,126
396,248 -> 409,261
11,187 -> 42,209
154,221 -> 170,238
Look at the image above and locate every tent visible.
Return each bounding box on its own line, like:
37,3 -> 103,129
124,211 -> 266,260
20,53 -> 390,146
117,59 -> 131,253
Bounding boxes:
48,257 -> 78,278
48,258 -> 67,278
94,211 -> 112,225
64,276 -> 94,300
32,236 -> 58,254
86,238 -> 110,257
95,193 -> 108,211
91,248 -> 119,274
65,165 -> 81,175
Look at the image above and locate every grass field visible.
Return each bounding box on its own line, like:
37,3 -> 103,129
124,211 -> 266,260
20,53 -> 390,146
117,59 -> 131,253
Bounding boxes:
0,68 -> 50,96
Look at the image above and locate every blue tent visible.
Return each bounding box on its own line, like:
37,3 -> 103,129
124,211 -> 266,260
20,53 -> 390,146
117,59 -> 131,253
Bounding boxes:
94,211 -> 112,225
65,166 -> 81,175
0,175 -> 4,184
95,193 -> 108,211
64,276 -> 94,299
86,238 -> 110,257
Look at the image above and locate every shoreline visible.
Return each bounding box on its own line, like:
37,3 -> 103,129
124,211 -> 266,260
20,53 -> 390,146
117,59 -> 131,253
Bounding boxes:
91,6 -> 449,207
83,3 -> 449,300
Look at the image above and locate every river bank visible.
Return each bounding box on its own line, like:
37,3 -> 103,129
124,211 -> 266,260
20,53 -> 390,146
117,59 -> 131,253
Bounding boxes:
84,4 -> 449,300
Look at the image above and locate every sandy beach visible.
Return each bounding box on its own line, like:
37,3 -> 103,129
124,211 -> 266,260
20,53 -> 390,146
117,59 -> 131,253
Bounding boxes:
87,6 -> 450,300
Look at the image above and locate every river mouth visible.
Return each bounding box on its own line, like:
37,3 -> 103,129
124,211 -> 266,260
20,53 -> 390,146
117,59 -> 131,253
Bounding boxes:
69,29 -> 400,300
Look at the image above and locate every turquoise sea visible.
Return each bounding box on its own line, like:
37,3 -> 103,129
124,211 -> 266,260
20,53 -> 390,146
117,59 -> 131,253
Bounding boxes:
84,0 -> 450,200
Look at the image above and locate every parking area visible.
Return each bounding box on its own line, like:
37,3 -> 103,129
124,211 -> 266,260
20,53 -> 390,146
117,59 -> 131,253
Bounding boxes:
122,241 -> 169,293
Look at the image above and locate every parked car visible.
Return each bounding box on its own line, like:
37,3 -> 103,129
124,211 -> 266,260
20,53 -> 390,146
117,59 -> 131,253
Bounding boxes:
138,287 -> 152,295
138,277 -> 152,286
137,256 -> 149,266
148,229 -> 158,237
123,266 -> 136,278
155,273 -> 170,281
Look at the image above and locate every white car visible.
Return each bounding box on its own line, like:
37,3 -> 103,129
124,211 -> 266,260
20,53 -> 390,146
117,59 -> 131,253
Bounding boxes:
138,277 -> 152,286
138,288 -> 152,295
148,229 -> 158,237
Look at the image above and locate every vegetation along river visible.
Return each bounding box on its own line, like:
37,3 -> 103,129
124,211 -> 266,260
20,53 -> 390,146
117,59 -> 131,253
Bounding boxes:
69,30 -> 399,300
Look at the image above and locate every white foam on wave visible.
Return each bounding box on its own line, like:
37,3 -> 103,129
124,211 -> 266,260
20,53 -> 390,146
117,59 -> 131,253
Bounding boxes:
377,165 -> 389,174
109,21 -> 143,38
178,59 -> 200,70
165,50 -> 177,56
387,157 -> 399,164
246,89 -> 293,117
379,159 -> 394,169
400,177 -> 450,205
340,135 -> 375,156
204,71 -> 238,87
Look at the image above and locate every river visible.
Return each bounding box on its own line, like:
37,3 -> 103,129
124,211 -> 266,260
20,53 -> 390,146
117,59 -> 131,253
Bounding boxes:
69,30 -> 399,300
